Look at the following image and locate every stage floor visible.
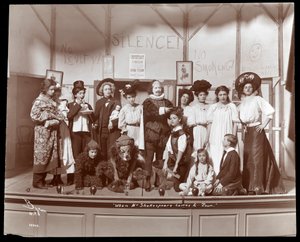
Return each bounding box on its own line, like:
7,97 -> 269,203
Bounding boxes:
5,165 -> 296,198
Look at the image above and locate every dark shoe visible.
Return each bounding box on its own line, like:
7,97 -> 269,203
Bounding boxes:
33,183 -> 48,189
48,177 -> 57,186
238,188 -> 248,195
248,191 -> 256,195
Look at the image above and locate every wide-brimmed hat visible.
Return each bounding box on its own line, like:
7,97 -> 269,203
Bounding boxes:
235,72 -> 261,95
178,88 -> 194,104
96,78 -> 115,96
190,80 -> 212,93
72,80 -> 86,95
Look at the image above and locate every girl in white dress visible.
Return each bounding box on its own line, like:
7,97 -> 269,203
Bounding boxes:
54,87 -> 76,185
190,80 -> 212,152
206,86 -> 239,175
118,81 -> 144,150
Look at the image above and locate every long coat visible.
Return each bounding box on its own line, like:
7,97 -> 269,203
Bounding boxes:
93,97 -> 121,150
30,93 -> 61,173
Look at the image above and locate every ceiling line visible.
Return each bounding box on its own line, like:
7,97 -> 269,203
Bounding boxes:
30,5 -> 52,37
73,5 -> 107,40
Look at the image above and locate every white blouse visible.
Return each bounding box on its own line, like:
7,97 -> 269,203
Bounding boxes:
239,95 -> 275,124
166,126 -> 187,154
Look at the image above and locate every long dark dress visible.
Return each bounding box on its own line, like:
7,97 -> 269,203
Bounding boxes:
239,95 -> 286,194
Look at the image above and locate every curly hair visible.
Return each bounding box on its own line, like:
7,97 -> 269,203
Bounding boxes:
97,82 -> 115,97
40,78 -> 57,95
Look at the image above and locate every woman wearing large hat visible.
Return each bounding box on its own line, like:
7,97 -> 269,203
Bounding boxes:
236,72 -> 285,195
67,80 -> 94,185
94,78 -> 121,160
118,80 -> 144,150
190,80 -> 212,152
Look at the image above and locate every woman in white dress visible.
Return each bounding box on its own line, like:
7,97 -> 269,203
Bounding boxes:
190,80 -> 212,152
118,80 -> 144,150
206,85 -> 239,175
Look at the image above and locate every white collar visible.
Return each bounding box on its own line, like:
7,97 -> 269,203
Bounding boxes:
225,147 -> 235,153
149,93 -> 165,100
172,125 -> 183,132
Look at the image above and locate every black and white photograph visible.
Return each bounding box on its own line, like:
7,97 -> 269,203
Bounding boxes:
4,3 -> 295,237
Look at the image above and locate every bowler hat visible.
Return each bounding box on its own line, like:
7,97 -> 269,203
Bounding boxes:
235,72 -> 261,97
72,80 -> 86,95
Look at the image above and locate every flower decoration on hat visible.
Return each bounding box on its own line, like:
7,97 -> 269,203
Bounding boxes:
119,79 -> 140,97
235,72 -> 261,97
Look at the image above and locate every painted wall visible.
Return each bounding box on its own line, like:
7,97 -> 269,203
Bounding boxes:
189,5 -> 236,87
8,5 -> 51,76
55,5 -> 106,85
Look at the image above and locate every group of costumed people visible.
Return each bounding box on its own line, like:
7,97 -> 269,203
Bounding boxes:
30,72 -> 286,196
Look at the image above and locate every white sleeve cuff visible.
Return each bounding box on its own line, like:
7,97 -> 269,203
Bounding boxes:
159,107 -> 166,115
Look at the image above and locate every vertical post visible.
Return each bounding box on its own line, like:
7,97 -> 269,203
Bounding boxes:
183,7 -> 188,61
105,5 -> 111,56
235,6 -> 242,79
278,3 -> 286,176
50,6 -> 56,69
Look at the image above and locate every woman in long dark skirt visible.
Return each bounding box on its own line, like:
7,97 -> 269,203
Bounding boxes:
235,72 -> 286,195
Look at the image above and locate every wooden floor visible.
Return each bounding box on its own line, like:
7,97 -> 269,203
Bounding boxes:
5,166 -> 296,198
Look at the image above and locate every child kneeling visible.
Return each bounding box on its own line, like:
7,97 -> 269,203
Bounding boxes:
179,148 -> 215,196
212,134 -> 246,196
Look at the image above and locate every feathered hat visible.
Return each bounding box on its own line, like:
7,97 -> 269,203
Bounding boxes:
119,79 -> 140,97
190,80 -> 212,93
235,72 -> 261,97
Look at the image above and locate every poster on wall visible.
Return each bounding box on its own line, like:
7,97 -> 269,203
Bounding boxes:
129,54 -> 145,78
103,55 -> 114,79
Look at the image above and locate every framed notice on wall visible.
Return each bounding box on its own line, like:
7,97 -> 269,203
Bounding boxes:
46,69 -> 64,85
103,55 -> 114,79
176,61 -> 193,86
129,54 -> 145,78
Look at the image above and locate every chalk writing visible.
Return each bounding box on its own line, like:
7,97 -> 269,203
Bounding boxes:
193,49 -> 234,76
249,43 -> 263,62
61,43 -> 102,66
23,198 -> 46,216
112,33 -> 180,50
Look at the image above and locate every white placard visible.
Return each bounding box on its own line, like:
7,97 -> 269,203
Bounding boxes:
129,54 -> 145,78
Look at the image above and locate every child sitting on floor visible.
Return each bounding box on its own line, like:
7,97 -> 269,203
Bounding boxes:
74,139 -> 114,189
179,148 -> 215,196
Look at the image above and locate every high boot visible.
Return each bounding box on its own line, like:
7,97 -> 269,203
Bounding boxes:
145,176 -> 151,192
49,175 -> 58,186
56,175 -> 64,185
66,173 -> 74,186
